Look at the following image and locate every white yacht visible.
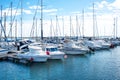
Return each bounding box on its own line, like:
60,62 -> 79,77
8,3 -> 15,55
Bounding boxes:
94,40 -> 111,49
16,43 -> 50,62
43,45 -> 65,60
109,39 -> 120,46
60,39 -> 89,55
84,40 -> 102,51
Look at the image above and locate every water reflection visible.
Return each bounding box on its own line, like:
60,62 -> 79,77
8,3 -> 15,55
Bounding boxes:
29,60 -> 64,80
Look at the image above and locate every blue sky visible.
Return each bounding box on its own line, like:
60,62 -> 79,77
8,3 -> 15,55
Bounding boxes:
0,0 -> 120,37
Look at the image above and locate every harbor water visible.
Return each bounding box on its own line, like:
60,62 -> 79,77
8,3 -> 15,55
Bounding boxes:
1,46 -> 120,80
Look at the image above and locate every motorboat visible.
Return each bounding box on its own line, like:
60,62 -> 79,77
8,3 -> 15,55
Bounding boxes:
43,45 -> 65,60
16,43 -> 50,62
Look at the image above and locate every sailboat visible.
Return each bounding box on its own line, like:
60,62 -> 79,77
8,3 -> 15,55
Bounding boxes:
0,6 -> 9,55
109,17 -> 120,46
60,38 -> 90,55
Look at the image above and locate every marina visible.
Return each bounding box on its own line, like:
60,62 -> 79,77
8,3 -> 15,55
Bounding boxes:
0,0 -> 120,80
0,37 -> 119,64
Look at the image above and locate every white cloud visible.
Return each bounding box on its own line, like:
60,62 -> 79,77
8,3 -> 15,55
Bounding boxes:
88,0 -> 120,13
90,1 -> 108,10
110,0 -> 120,9
3,0 -> 120,37
23,9 -> 32,14
43,9 -> 57,13
28,5 -> 58,14
2,8 -> 33,17
2,8 -> 21,17
29,5 -> 41,9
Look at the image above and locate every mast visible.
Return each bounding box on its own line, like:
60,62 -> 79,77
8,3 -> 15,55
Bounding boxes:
116,17 -> 118,38
0,5 -> 2,41
4,12 -> 6,35
50,19 -> 52,39
50,18 -> 55,39
56,15 -> 58,37
21,0 -> 23,39
62,16 -> 64,37
113,17 -> 118,38
10,2 -> 12,39
76,15 -> 78,39
36,18 -> 37,41
41,0 -> 43,40
113,18 -> 116,38
0,6 -> 7,42
93,3 -> 95,38
70,16 -> 71,38
55,15 -> 61,37
15,20 -> 17,40
82,9 -> 84,37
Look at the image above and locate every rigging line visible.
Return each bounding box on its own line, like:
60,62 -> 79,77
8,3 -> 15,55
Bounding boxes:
78,15 -> 82,37
76,15 -> 79,38
0,20 -> 10,48
79,22 -> 82,37
30,18 -> 35,37
71,22 -> 75,37
11,0 -> 21,26
50,18 -> 53,37
6,0 -> 20,21
56,16 -> 62,37
8,0 -> 21,37
50,18 -> 56,37
30,0 -> 40,37
71,17 -> 75,37
0,20 -> 7,41
6,4 -> 11,18
95,15 -> 99,37
62,16 -> 64,37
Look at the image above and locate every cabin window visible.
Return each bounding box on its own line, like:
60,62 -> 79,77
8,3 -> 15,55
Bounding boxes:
51,48 -> 58,51
46,48 -> 58,52
46,48 -> 50,51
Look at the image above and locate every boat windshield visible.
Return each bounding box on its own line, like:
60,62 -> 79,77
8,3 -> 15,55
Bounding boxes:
46,48 -> 58,52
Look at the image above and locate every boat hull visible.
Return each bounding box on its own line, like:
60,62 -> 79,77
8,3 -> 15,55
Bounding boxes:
64,51 -> 86,55
49,54 -> 64,60
28,56 -> 48,62
60,49 -> 87,55
17,54 -> 49,62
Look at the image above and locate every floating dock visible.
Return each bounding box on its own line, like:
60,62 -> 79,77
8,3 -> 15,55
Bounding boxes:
0,53 -> 32,65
